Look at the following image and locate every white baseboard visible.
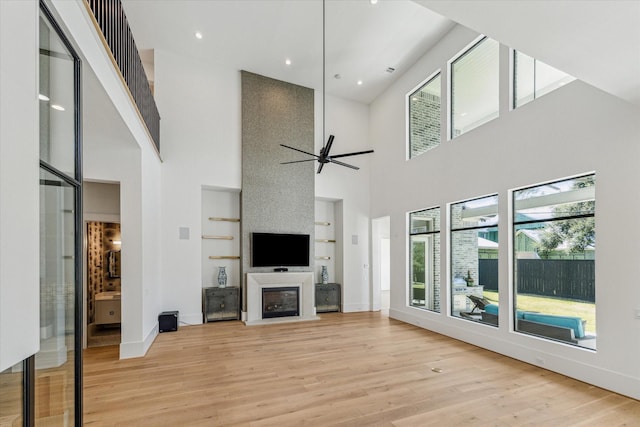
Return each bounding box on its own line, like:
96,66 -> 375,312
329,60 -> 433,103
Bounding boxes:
342,303 -> 370,313
179,312 -> 203,326
119,323 -> 158,359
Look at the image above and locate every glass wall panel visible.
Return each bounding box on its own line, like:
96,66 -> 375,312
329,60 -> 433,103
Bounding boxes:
450,195 -> 499,324
37,169 -> 77,424
39,11 -> 76,176
514,51 -> 576,108
451,37 -> 499,138
409,207 -> 440,312
409,73 -> 441,158
0,362 -> 24,425
513,175 -> 595,350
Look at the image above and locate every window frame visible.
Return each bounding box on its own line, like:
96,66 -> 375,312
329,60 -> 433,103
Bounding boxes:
408,206 -> 441,312
511,173 -> 596,349
448,35 -> 500,140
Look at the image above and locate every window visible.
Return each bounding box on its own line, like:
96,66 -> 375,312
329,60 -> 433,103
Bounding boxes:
513,50 -> 576,108
451,37 -> 499,138
450,194 -> 499,324
513,175 -> 595,349
408,73 -> 441,158
409,207 -> 441,312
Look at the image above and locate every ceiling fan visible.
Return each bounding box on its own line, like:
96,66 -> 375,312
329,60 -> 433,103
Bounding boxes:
281,136 -> 374,174
280,0 -> 373,174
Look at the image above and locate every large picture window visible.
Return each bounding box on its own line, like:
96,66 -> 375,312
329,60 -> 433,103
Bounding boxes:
513,175 -> 595,350
408,73 -> 441,158
409,207 -> 440,312
450,37 -> 499,138
513,50 -> 576,108
450,195 -> 499,324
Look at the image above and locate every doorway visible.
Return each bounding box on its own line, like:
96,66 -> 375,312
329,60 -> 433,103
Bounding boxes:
83,182 -> 121,348
372,216 -> 391,314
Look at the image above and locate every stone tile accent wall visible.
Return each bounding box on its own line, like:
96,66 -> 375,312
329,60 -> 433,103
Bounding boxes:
240,71 -> 315,311
86,221 -> 120,323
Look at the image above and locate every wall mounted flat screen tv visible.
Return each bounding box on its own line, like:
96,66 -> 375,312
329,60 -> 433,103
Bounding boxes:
251,232 -> 310,267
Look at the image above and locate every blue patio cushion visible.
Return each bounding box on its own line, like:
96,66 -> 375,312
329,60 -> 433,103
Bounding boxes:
522,312 -> 585,338
484,304 -> 499,315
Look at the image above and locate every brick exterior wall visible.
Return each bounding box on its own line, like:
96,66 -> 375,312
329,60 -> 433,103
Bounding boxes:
410,89 -> 441,158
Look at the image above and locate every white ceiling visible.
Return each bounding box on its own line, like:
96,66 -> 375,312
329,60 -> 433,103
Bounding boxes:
121,0 -> 455,104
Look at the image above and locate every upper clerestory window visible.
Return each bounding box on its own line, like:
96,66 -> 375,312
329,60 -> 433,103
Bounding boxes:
450,37 -> 500,139
513,50 -> 576,108
408,72 -> 441,159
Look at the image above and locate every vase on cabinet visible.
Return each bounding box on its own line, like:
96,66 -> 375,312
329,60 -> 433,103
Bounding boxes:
321,265 -> 329,284
217,266 -> 227,288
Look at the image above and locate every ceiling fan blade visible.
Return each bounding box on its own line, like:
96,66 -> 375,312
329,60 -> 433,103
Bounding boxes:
330,149 -> 374,159
329,159 -> 359,170
321,135 -> 335,157
281,144 -> 319,158
317,162 -> 325,174
281,159 -> 318,164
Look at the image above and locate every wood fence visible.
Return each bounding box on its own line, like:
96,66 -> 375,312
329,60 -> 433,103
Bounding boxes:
478,259 -> 595,302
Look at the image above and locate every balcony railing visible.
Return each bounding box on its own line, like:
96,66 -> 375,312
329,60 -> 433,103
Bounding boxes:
85,0 -> 160,152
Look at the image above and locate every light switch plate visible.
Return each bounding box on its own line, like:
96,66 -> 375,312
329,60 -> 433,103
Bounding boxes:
179,227 -> 190,240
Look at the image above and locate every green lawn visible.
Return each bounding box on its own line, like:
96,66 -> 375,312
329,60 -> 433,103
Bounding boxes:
483,290 -> 596,334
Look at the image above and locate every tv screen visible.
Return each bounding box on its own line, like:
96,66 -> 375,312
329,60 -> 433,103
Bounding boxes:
251,232 -> 310,267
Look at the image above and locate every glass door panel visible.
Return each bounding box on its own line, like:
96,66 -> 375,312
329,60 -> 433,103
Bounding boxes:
37,169 -> 76,425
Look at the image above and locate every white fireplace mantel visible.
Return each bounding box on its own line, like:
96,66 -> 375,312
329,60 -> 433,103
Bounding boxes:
245,272 -> 319,326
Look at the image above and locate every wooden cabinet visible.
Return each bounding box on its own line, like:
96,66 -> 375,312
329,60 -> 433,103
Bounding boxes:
203,287 -> 240,322
315,283 -> 341,313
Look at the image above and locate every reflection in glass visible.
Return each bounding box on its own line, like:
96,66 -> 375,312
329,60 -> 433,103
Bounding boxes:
513,175 -> 596,349
409,207 -> 440,312
39,12 -> 76,176
38,168 -> 76,424
409,73 -> 441,158
0,362 -> 23,426
451,37 -> 499,138
450,195 -> 499,324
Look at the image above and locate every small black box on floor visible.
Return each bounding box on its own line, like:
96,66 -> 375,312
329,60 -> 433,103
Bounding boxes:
158,311 -> 178,332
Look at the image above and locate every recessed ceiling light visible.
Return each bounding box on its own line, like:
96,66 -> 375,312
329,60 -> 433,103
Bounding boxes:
357,80 -> 363,86
51,104 -> 65,111
194,31 -> 203,39
370,0 -> 378,4
411,97 -> 418,101
334,74 -> 341,79
38,94 -> 50,101
285,58 -> 292,66
461,112 -> 468,117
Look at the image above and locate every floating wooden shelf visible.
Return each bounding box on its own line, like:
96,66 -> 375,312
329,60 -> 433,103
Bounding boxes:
315,256 -> 331,260
202,235 -> 234,240
315,239 -> 336,243
208,217 -> 240,222
315,221 -> 330,226
209,256 -> 240,260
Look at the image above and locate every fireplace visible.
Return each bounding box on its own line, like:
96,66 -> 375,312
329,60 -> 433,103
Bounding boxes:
245,272 -> 318,325
262,287 -> 299,318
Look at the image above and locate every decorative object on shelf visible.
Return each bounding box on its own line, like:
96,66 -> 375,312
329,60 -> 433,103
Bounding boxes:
321,265 -> 329,284
464,270 -> 475,286
217,266 -> 228,288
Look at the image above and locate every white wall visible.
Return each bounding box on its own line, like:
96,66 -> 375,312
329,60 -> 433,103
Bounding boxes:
154,50 -> 242,325
154,48 -> 374,320
0,0 -> 40,371
370,23 -> 640,399
51,0 -> 163,359
316,95 -> 372,312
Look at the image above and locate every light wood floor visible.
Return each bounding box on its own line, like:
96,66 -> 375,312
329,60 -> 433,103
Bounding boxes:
83,312 -> 640,426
